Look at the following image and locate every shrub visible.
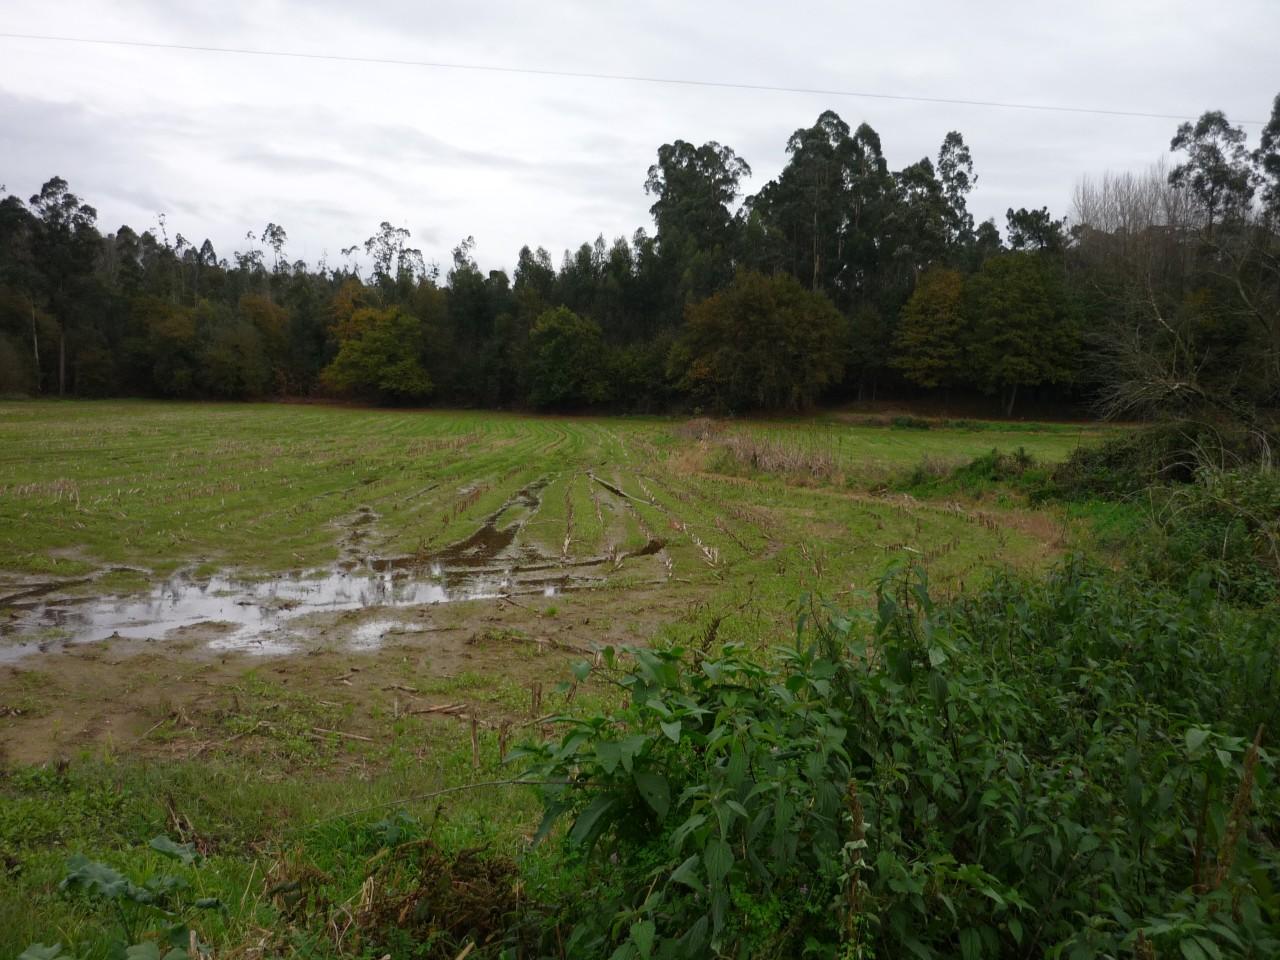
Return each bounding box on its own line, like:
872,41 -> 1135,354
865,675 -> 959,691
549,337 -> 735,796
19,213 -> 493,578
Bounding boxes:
1050,419 -> 1272,500
1138,467 -> 1280,605
902,447 -> 1045,497
519,562 -> 1280,958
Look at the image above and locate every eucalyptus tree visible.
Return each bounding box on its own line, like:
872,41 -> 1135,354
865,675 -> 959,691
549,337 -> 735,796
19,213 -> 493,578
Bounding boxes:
746,111 -> 854,296
644,140 -> 750,253
1169,111 -> 1254,236
937,131 -> 977,245
644,139 -> 751,305
27,177 -> 100,395
0,192 -> 42,390
1254,94 -> 1280,220
888,157 -> 950,283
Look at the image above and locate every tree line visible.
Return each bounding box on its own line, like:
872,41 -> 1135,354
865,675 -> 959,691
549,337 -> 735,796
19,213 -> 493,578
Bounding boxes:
2,96 -> 1278,418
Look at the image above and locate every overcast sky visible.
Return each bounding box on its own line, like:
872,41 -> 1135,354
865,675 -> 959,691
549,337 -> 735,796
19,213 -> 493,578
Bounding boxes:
3,1 -> 1277,274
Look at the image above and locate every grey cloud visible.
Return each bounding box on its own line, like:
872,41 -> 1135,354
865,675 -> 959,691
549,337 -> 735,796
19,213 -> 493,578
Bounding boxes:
4,0 -> 1279,272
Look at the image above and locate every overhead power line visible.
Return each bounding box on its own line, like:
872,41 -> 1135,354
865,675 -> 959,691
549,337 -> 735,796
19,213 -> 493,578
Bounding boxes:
0,30 -> 1267,125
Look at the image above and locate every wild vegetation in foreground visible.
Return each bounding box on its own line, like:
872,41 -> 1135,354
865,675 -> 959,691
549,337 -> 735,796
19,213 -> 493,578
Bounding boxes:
2,402 -> 1278,958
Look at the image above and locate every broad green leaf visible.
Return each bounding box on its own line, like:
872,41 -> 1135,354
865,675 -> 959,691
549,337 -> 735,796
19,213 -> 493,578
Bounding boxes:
726,741 -> 748,786
149,836 -> 198,866
531,799 -> 569,846
670,813 -> 706,852
634,770 -> 670,821
629,920 -> 656,959
595,740 -> 623,774
618,734 -> 649,773
1008,916 -> 1024,944
568,795 -> 615,848
62,856 -> 134,901
19,946 -> 68,960
1185,728 -> 1211,753
704,836 -> 733,886
659,720 -> 682,744
670,854 -> 704,894
644,697 -> 672,718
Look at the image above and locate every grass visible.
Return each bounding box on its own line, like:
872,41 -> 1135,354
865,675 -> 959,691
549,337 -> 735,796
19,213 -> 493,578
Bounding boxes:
0,400 -> 1115,956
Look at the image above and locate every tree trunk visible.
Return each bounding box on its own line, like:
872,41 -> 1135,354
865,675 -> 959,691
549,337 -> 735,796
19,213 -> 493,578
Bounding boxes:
58,325 -> 66,397
1004,383 -> 1018,417
812,211 -> 820,291
30,299 -> 40,393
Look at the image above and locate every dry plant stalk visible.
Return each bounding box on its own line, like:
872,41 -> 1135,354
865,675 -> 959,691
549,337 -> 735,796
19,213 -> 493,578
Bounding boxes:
1212,724 -> 1264,890
845,780 -> 866,944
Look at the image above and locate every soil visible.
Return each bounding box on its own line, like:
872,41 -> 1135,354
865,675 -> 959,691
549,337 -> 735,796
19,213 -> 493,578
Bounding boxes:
0,582 -> 690,766
0,477 -> 685,766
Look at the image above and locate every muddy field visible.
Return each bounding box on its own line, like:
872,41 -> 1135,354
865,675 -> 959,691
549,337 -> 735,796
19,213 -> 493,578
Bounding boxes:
0,401 -> 1104,765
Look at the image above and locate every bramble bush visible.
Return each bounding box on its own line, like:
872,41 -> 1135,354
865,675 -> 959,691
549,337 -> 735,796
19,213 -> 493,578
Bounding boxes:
520,561 -> 1280,958
1138,467 -> 1280,606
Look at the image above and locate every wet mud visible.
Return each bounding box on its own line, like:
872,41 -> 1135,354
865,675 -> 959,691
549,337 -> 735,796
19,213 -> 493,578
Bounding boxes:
0,477 -> 668,661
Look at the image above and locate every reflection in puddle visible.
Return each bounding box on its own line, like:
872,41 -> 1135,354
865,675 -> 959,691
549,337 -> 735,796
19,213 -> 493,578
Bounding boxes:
0,566 -> 594,662
0,476 -> 668,662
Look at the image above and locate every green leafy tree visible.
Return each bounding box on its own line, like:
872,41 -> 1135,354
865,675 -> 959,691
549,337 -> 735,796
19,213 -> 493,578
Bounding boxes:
670,271 -> 845,412
322,306 -> 432,403
236,293 -> 289,390
937,131 -> 977,244
201,320 -> 270,399
1254,94 -> 1280,219
747,111 -> 855,295
889,158 -> 951,280
1005,207 -> 1067,253
893,267 -> 967,390
963,253 -> 1080,415
27,177 -> 99,395
644,140 -> 751,307
841,123 -> 896,305
1169,111 -> 1254,235
644,141 -> 750,253
133,296 -> 200,396
526,306 -> 609,409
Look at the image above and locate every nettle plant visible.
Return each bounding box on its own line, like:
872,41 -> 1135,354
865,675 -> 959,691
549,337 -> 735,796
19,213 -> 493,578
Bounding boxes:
23,837 -> 223,960
519,637 -> 858,959
520,561 -> 1280,959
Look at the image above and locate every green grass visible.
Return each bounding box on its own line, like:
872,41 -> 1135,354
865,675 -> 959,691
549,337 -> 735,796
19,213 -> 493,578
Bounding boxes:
715,417 -> 1105,482
0,400 -> 1116,956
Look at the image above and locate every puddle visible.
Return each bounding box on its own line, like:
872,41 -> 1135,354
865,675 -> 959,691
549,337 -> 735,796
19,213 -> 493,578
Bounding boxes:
0,565 -> 603,663
0,478 -> 648,662
348,618 -> 428,651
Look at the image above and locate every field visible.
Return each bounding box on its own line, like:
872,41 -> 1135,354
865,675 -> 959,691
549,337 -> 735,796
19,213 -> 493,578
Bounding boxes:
0,401 -> 1111,954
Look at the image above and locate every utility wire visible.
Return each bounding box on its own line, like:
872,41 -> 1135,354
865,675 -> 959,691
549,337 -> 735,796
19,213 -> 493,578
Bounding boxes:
0,30 -> 1267,125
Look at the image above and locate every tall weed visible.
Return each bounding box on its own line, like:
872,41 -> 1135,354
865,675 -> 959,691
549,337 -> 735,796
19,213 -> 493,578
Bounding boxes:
520,562 -> 1280,958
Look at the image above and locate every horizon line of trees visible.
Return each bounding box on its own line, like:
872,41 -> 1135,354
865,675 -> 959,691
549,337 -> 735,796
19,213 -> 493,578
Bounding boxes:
2,94 -> 1279,420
